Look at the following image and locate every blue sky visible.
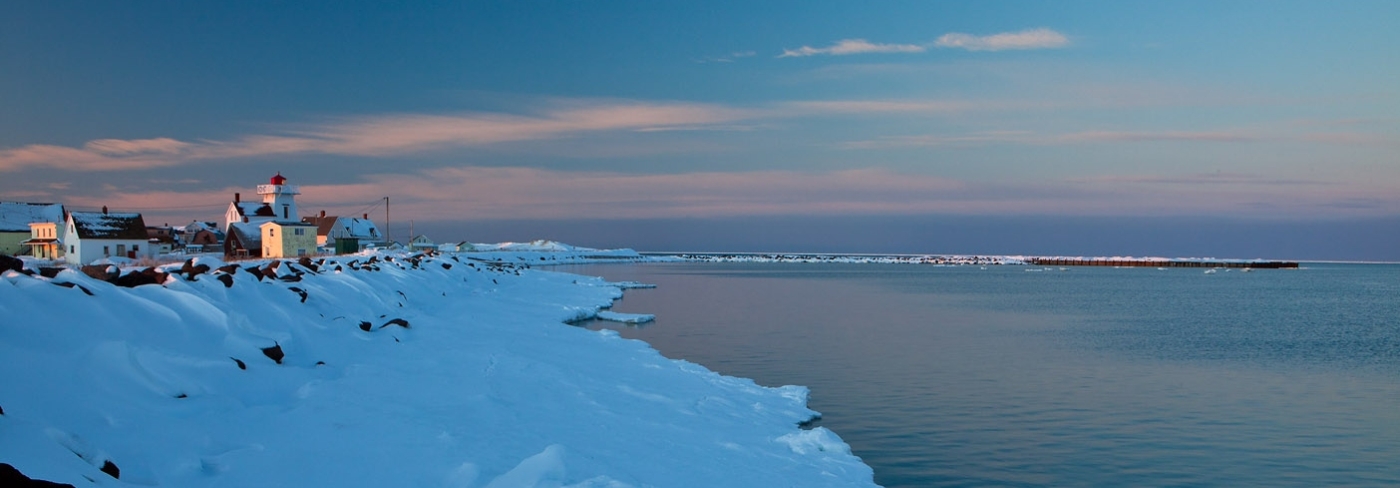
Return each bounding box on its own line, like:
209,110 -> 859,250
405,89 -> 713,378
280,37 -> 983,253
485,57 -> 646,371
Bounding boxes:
3,1 -> 1398,258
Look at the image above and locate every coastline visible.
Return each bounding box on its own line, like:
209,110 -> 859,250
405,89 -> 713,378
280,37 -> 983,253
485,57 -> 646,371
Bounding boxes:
0,248 -> 876,487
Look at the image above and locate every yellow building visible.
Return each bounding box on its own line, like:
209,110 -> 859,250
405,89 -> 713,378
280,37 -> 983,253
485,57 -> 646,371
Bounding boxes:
260,221 -> 318,258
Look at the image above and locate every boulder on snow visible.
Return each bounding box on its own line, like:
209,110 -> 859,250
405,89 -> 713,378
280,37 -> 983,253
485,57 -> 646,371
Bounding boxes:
180,259 -> 211,280
0,254 -> 22,273
0,463 -> 75,487
114,268 -> 167,288
80,265 -> 118,283
261,343 -> 285,364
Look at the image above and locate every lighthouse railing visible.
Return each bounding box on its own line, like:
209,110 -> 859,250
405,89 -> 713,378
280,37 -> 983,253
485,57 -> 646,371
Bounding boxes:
257,184 -> 300,195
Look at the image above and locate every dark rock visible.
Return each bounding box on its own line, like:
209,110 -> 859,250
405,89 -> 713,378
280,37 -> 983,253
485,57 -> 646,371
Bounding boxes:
315,361 -> 325,366
359,321 -> 372,332
175,393 -> 187,399
288,287 -> 307,302
114,268 -> 167,288
217,264 -> 240,274
39,267 -> 64,278
0,254 -> 22,273
244,266 -> 264,281
0,463 -> 76,487
278,275 -> 302,282
334,265 -> 343,272
382,318 -> 410,329
260,262 -> 280,279
216,274 -> 234,288
53,282 -> 94,296
261,343 -> 284,364
99,460 -> 119,479
0,404 -> 4,415
231,357 -> 246,370
180,259 -> 211,280
81,265 -> 118,283
441,263 -> 452,270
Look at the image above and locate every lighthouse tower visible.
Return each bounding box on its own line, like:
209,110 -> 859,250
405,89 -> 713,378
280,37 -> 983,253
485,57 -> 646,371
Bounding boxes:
258,172 -> 300,221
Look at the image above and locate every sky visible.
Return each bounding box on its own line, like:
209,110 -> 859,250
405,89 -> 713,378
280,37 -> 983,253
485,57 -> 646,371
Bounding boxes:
3,1 -> 1398,259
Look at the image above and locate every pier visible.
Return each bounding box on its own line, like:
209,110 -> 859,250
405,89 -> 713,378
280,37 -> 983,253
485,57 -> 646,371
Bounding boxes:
1025,257 -> 1299,269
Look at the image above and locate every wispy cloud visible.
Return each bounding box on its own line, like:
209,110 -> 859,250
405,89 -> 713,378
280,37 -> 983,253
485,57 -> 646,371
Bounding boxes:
72,166 -> 1400,225
695,50 -> 758,64
0,101 -> 755,172
934,28 -> 1069,51
779,39 -> 926,58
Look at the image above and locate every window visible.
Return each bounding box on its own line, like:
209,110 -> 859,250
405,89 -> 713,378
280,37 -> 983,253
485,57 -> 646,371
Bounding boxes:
270,228 -> 276,237
297,248 -> 307,256
133,245 -> 139,252
70,245 -> 74,253
104,245 -> 110,256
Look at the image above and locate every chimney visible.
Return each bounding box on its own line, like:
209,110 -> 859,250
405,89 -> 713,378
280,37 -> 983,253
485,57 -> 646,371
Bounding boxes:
235,192 -> 240,203
102,206 -> 108,215
243,216 -> 249,223
320,210 -> 326,218
363,213 -> 368,219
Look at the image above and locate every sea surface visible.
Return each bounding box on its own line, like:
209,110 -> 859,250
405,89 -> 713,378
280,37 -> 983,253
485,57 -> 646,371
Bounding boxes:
562,262 -> 1400,487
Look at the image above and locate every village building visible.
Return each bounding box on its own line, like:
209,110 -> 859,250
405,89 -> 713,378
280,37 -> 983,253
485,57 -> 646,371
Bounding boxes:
408,234 -> 435,251
0,202 -> 65,256
25,221 -> 64,259
180,221 -> 223,253
64,208 -> 150,265
224,221 -> 262,258
261,221 -> 317,258
146,225 -> 179,255
301,212 -> 384,254
438,241 -> 478,253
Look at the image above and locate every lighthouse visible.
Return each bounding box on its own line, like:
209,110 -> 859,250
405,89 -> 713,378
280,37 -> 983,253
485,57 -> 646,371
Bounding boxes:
258,172 -> 300,221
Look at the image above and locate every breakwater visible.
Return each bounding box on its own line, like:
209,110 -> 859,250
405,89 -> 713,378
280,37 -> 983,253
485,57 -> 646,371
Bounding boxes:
1025,257 -> 1299,268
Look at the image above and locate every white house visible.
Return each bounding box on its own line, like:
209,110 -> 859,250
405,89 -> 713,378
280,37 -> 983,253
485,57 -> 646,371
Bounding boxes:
24,221 -> 64,259
0,202 -> 64,256
64,208 -> 151,265
438,241 -> 477,253
409,234 -> 435,251
301,212 -> 384,252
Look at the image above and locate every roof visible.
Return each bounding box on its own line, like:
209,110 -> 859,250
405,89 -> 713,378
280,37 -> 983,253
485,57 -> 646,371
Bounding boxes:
69,211 -> 148,240
260,220 -> 315,228
232,201 -> 275,218
301,215 -> 382,240
227,221 -> 264,246
302,215 -> 339,236
0,202 -> 65,232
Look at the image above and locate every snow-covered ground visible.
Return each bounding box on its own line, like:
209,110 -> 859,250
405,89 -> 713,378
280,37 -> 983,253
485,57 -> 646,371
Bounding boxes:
0,247 -> 875,487
655,252 -> 1022,266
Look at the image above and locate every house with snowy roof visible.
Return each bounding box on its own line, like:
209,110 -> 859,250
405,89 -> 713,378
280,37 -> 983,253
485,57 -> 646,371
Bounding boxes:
179,220 -> 223,252
63,207 -> 150,265
409,234 -> 435,251
301,211 -> 384,254
0,202 -> 65,256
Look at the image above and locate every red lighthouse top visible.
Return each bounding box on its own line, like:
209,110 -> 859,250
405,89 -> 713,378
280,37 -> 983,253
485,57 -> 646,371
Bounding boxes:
270,172 -> 287,185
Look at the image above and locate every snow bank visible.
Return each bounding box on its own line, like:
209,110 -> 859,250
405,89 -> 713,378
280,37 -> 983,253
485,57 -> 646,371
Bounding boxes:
0,250 -> 875,487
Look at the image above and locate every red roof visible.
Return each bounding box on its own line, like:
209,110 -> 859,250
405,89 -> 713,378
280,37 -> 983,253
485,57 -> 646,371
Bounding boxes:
270,172 -> 287,185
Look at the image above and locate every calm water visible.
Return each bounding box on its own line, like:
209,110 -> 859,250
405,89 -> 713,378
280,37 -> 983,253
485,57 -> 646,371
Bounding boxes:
562,262 -> 1400,487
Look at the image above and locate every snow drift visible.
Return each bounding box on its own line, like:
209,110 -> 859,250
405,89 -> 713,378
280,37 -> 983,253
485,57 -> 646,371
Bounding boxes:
0,250 -> 875,487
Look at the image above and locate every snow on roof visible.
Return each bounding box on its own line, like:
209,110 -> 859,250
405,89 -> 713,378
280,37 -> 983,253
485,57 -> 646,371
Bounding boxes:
0,202 -> 64,232
227,221 -> 264,246
233,201 -> 275,218
68,211 -> 148,240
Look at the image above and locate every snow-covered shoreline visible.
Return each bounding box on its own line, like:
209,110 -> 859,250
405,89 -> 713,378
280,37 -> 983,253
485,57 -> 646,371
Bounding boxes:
0,247 -> 876,487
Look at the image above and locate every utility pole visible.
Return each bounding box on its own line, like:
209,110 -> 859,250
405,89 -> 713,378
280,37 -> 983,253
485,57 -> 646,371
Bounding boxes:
385,196 -> 391,244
